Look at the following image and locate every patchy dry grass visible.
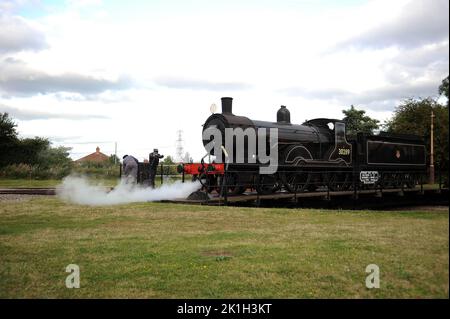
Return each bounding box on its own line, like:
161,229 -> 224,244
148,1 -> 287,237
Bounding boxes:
0,197 -> 448,298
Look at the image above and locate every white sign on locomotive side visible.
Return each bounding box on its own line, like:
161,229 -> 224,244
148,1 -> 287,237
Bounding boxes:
360,171 -> 379,184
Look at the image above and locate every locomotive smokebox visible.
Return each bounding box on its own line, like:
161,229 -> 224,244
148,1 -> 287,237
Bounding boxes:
221,97 -> 233,114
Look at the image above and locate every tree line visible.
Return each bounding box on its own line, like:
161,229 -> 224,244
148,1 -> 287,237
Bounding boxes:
0,117 -> 72,168
0,114 -> 73,178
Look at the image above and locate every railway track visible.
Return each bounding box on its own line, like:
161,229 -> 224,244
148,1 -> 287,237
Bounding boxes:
0,187 -> 113,196
0,188 -> 57,195
165,186 -> 449,209
1,186 -> 447,210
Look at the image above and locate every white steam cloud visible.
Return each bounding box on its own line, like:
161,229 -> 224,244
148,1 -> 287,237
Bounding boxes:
56,175 -> 200,206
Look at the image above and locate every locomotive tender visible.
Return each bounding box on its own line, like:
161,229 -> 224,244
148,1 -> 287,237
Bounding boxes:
181,97 -> 427,195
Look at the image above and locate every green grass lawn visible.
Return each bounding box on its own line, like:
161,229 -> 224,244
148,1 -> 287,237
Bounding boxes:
0,196 -> 448,298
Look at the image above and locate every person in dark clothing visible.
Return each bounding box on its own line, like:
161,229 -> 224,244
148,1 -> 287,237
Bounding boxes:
122,154 -> 139,184
148,149 -> 164,188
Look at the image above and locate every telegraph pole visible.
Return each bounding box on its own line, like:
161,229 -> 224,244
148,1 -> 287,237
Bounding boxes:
114,142 -> 117,165
429,110 -> 435,185
176,130 -> 184,162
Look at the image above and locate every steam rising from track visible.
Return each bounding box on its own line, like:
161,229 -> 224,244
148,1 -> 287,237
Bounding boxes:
56,175 -> 200,206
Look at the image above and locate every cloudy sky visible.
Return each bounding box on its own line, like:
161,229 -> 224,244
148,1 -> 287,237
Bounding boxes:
0,0 -> 448,161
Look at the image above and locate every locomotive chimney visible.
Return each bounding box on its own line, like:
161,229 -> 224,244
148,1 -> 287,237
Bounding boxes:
277,105 -> 291,124
221,97 -> 233,114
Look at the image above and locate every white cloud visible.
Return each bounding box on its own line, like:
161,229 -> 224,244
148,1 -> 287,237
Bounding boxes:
0,57 -> 134,96
0,103 -> 109,120
334,0 -> 449,49
0,13 -> 47,53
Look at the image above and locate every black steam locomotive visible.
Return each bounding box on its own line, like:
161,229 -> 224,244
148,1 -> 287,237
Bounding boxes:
185,97 -> 427,195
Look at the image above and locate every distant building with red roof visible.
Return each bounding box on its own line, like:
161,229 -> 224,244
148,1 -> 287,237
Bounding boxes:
75,146 -> 109,163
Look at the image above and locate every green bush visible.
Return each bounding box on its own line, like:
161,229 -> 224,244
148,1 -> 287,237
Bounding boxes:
0,163 -> 73,180
0,164 -> 32,179
0,161 -> 120,180
71,162 -> 121,179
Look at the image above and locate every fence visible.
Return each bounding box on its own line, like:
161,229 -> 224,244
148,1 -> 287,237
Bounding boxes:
130,163 -> 185,185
